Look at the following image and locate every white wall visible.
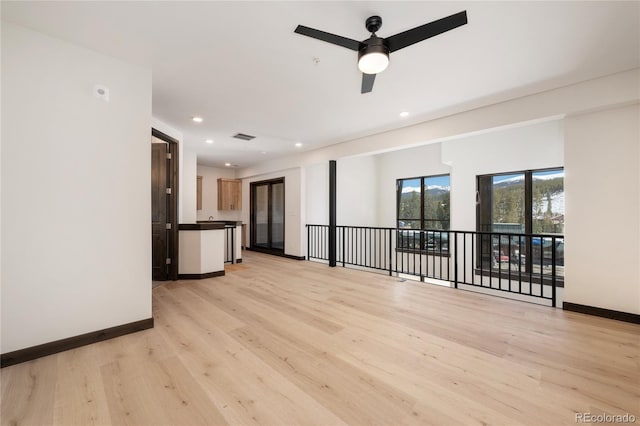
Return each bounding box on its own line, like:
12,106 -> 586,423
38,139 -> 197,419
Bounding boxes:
305,162 -> 328,226
337,156 -> 379,227
238,69 -> 638,179
564,104 -> 640,314
196,165 -> 242,222
376,143 -> 450,227
241,168 -> 304,257
1,23 -> 152,353
181,149 -> 197,224
305,155 -> 387,228
330,120 -> 563,231
441,119 -> 564,231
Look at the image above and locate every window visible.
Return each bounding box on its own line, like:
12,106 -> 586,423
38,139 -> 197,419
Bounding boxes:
477,168 -> 564,234
477,168 -> 564,278
397,174 -> 450,252
531,170 -> 564,234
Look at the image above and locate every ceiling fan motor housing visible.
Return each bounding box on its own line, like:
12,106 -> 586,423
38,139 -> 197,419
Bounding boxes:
358,36 -> 390,74
358,36 -> 389,62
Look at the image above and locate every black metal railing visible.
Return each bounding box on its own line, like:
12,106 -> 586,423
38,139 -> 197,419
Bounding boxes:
306,224 -> 563,307
339,226 -> 395,273
450,231 -> 562,307
224,225 -> 236,264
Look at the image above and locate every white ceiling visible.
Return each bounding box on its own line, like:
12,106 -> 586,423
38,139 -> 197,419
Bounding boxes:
3,1 -> 639,168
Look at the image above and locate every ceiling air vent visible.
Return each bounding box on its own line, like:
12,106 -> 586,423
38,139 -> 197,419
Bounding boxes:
232,133 -> 256,141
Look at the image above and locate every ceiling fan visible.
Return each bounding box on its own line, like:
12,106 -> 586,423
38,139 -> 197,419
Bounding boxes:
294,11 -> 468,93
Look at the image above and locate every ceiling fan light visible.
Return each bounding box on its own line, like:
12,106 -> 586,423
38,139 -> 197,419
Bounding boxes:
358,52 -> 389,74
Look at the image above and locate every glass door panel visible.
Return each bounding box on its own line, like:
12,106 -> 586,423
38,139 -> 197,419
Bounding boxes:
254,184 -> 269,248
271,182 -> 285,250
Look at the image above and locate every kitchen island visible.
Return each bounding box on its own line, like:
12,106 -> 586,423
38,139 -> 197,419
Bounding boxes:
178,222 -> 226,279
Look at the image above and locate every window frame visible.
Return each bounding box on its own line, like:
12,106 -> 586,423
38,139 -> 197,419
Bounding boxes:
475,167 -> 564,286
396,174 -> 451,255
476,167 -> 564,236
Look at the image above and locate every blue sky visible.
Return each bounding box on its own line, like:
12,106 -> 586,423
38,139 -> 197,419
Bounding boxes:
426,175 -> 450,187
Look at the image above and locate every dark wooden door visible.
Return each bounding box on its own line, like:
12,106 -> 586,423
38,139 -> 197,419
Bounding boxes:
151,142 -> 168,280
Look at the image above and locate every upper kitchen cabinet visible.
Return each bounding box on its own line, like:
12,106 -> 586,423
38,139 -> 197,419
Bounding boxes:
217,178 -> 242,210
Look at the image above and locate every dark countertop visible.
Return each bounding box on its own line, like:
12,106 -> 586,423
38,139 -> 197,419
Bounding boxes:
196,220 -> 243,226
179,223 -> 226,231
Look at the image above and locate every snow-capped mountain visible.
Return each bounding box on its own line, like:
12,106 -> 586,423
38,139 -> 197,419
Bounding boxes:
493,172 -> 564,188
401,185 -> 450,194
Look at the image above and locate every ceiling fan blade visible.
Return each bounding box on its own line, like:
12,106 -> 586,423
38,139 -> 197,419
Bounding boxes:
294,25 -> 361,51
385,11 -> 467,53
361,73 -> 376,93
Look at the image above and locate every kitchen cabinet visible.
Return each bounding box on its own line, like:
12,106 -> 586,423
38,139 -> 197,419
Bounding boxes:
217,178 -> 242,210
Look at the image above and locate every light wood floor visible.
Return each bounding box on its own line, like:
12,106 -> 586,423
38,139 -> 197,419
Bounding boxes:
2,251 -> 639,425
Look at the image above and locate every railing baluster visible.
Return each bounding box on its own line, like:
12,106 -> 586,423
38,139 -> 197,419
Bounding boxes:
367,228 -> 371,268
453,231 -> 458,288
540,237 -> 545,298
413,232 -> 416,279
393,229 -> 397,276
518,235 -> 522,294
497,233 -> 501,290
375,229 -> 379,269
508,235 -> 512,291
351,227 -> 354,265
342,227 -> 345,266
552,236 -> 557,307
425,231 -> 429,279
462,232 -> 467,285
419,230 -> 423,281
388,228 -> 392,275
439,231 -> 443,279
479,233 -> 484,287
471,233 -> 475,286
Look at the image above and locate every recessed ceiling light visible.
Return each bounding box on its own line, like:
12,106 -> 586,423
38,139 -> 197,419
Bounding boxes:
261,151 -> 267,155
295,142 -> 303,148
225,162 -> 231,167
192,116 -> 203,123
399,111 -> 409,117
205,139 -> 214,144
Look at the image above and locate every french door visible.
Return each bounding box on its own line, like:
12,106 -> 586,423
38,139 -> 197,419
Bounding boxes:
250,178 -> 285,253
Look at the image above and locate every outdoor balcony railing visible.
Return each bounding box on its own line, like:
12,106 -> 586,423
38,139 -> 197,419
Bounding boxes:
306,224 -> 563,307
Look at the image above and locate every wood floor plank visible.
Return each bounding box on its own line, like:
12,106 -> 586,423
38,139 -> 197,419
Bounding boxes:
2,251 -> 638,426
236,286 -> 344,334
153,283 -> 349,426
1,355 -> 58,426
228,325 -> 419,425
101,355 -> 227,426
52,347 -> 112,426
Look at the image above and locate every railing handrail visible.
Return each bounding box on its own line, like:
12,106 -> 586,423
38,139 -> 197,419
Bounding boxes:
307,224 -> 563,239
